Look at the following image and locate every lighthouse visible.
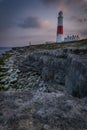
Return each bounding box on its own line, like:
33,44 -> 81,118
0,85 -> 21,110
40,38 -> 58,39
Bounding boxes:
56,11 -> 63,43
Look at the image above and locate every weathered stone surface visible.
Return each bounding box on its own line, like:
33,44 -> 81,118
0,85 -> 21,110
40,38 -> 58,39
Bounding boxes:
0,40 -> 87,130
22,50 -> 67,85
65,54 -> 87,98
0,90 -> 87,130
19,47 -> 87,97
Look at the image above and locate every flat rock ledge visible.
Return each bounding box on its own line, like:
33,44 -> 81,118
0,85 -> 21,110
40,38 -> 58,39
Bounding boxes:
0,90 -> 87,130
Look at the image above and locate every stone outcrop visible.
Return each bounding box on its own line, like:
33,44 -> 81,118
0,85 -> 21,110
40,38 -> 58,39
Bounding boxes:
65,53 -> 87,98
0,90 -> 87,130
20,47 -> 87,98
0,40 -> 87,130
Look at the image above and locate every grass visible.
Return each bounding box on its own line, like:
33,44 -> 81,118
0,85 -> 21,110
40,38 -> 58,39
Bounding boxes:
0,84 -> 9,91
0,52 -> 12,91
11,39 -> 87,52
25,39 -> 87,51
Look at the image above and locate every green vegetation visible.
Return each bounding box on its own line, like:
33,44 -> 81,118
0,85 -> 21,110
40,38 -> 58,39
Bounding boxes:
26,39 -> 87,51
0,53 -> 11,65
0,84 -> 9,91
0,52 -> 12,91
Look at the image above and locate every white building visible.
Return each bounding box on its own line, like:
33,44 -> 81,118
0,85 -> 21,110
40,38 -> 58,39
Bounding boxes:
64,35 -> 80,42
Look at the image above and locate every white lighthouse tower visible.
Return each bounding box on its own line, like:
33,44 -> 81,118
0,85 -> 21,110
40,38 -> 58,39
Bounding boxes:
56,11 -> 63,43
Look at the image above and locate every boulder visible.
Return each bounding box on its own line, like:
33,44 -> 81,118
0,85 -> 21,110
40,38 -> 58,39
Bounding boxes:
65,54 -> 87,98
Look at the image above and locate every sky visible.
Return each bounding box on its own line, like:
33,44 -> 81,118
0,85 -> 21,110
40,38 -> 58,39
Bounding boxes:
0,0 -> 87,47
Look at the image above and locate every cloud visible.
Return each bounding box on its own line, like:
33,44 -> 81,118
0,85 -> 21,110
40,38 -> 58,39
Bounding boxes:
41,0 -> 87,14
18,17 -> 42,29
41,0 -> 81,6
0,0 -> 4,2
80,30 -> 87,35
41,0 -> 60,5
18,16 -> 50,29
78,18 -> 87,22
70,16 -> 87,23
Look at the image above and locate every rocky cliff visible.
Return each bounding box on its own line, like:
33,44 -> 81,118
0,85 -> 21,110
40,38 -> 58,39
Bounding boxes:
0,39 -> 87,130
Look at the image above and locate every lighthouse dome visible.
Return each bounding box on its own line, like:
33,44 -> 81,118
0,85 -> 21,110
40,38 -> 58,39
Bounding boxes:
59,11 -> 63,16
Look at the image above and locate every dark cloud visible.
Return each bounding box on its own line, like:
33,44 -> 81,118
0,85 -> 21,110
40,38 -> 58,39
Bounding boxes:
78,18 -> 87,22
41,0 -> 82,6
18,17 -> 42,29
41,0 -> 60,5
0,0 -> 3,2
0,0 -> 41,32
70,16 -> 87,23
41,0 -> 87,13
80,30 -> 87,35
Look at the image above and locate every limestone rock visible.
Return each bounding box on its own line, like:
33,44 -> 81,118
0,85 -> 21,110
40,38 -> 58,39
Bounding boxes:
0,40 -> 87,130
65,54 -> 87,98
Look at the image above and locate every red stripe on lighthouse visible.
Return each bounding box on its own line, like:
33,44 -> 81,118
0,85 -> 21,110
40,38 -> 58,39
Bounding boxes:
57,26 -> 63,34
